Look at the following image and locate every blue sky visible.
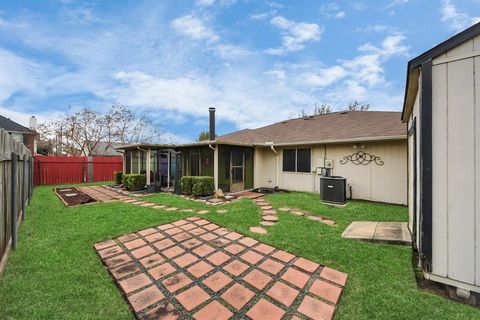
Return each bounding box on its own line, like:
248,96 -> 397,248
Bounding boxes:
1,0 -> 479,142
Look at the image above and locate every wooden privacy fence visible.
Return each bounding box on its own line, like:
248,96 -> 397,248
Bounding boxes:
0,128 -> 33,275
34,156 -> 122,185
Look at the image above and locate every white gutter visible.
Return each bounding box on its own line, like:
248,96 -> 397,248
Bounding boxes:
209,144 -> 219,191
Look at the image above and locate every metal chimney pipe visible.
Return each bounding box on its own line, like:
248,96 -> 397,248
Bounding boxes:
209,107 -> 216,141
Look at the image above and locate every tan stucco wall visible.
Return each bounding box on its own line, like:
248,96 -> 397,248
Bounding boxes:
254,140 -> 408,205
253,146 -> 278,188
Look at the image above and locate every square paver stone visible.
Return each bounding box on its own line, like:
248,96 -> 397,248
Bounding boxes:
298,295 -> 335,320
94,218 -> 347,320
221,283 -> 255,310
267,282 -> 299,307
203,271 -> 233,292
246,299 -> 285,320
119,273 -> 152,294
175,285 -> 210,311
162,272 -> 193,293
128,285 -> 164,312
193,301 -> 233,320
243,269 -> 272,290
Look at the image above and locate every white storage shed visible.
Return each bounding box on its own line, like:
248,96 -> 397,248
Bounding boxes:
402,22 -> 480,298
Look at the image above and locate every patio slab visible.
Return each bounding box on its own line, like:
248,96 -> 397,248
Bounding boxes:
342,221 -> 411,245
95,217 -> 348,319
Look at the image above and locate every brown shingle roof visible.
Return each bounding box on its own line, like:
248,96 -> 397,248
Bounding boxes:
217,111 -> 406,146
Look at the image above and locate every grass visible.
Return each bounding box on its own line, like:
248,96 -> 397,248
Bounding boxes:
0,185 -> 478,319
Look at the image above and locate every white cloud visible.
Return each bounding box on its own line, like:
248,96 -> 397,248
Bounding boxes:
266,16 -> 322,55
250,10 -> 277,21
440,0 -> 480,32
195,0 -> 216,6
171,14 -> 219,42
387,0 -> 409,8
299,66 -> 347,87
355,25 -> 397,33
320,3 -> 346,19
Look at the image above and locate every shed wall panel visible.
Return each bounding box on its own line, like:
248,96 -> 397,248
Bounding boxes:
475,38 -> 480,285
446,57 -> 475,283
431,61 -> 449,277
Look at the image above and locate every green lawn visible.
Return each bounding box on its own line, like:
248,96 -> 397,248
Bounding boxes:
0,185 -> 478,319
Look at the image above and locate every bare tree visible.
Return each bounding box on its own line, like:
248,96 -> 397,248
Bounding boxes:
38,105 -> 163,156
197,131 -> 217,142
290,101 -> 370,119
345,100 -> 370,111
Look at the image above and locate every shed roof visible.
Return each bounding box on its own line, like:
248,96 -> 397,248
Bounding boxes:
0,115 -> 36,134
402,22 -> 480,121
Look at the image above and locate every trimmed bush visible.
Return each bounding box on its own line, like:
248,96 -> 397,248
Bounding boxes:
122,174 -> 146,191
192,176 -> 215,197
114,171 -> 123,185
181,176 -> 195,195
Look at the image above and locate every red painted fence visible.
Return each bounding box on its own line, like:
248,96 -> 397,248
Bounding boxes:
34,156 -> 123,185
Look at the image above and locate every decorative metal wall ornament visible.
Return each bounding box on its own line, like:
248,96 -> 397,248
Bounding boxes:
340,151 -> 384,166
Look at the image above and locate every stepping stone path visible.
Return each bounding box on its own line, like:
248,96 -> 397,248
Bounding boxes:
250,196 -> 337,234
78,185 -> 218,216
94,217 -> 348,320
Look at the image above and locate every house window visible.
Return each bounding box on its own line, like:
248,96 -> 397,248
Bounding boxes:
189,153 -> 200,176
283,148 -> 311,173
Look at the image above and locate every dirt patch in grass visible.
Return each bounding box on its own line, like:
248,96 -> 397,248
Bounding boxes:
55,187 -> 97,206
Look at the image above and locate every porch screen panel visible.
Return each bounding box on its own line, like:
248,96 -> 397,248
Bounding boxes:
189,153 -> 200,176
125,150 -> 132,173
131,150 -> 139,173
296,148 -> 311,173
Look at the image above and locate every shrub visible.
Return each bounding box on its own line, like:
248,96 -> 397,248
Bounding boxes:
122,174 -> 146,191
114,171 -> 123,185
181,176 -> 195,195
192,176 -> 215,197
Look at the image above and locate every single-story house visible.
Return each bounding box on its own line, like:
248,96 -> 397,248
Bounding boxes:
402,22 -> 480,297
0,115 -> 37,154
117,108 -> 407,205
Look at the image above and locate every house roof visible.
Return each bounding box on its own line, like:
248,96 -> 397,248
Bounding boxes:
217,111 -> 406,146
0,115 -> 36,134
402,22 -> 480,121
90,142 -> 125,156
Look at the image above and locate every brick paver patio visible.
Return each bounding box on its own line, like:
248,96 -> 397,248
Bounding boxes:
94,217 -> 347,319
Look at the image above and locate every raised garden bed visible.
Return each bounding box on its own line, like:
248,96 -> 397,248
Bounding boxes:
54,187 -> 97,207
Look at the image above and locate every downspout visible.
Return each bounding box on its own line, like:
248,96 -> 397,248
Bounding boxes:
209,144 -> 219,191
269,145 -> 279,189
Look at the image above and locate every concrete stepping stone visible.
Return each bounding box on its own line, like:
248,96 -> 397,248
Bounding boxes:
259,205 -> 273,210
216,209 -> 228,213
278,207 -> 291,212
197,210 -> 209,214
180,209 -> 194,212
307,216 -> 323,221
262,210 -> 277,215
165,207 -> 178,211
262,215 -> 279,222
322,219 -> 336,225
141,203 -> 155,207
291,211 -> 305,216
260,221 -> 276,227
153,205 -> 166,209
250,227 -> 268,234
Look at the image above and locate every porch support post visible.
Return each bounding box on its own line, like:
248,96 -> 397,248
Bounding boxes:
213,145 -> 219,191
167,152 -> 171,189
146,149 -> 151,186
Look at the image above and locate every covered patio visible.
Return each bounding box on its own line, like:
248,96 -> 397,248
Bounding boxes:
120,144 -> 178,192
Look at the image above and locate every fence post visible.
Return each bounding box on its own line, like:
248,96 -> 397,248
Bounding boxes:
87,156 -> 94,183
28,156 -> 33,204
22,154 -> 28,220
11,152 -> 17,250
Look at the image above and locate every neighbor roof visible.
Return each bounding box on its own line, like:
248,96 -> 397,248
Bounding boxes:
217,111 -> 406,146
0,115 -> 36,134
402,22 -> 480,121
